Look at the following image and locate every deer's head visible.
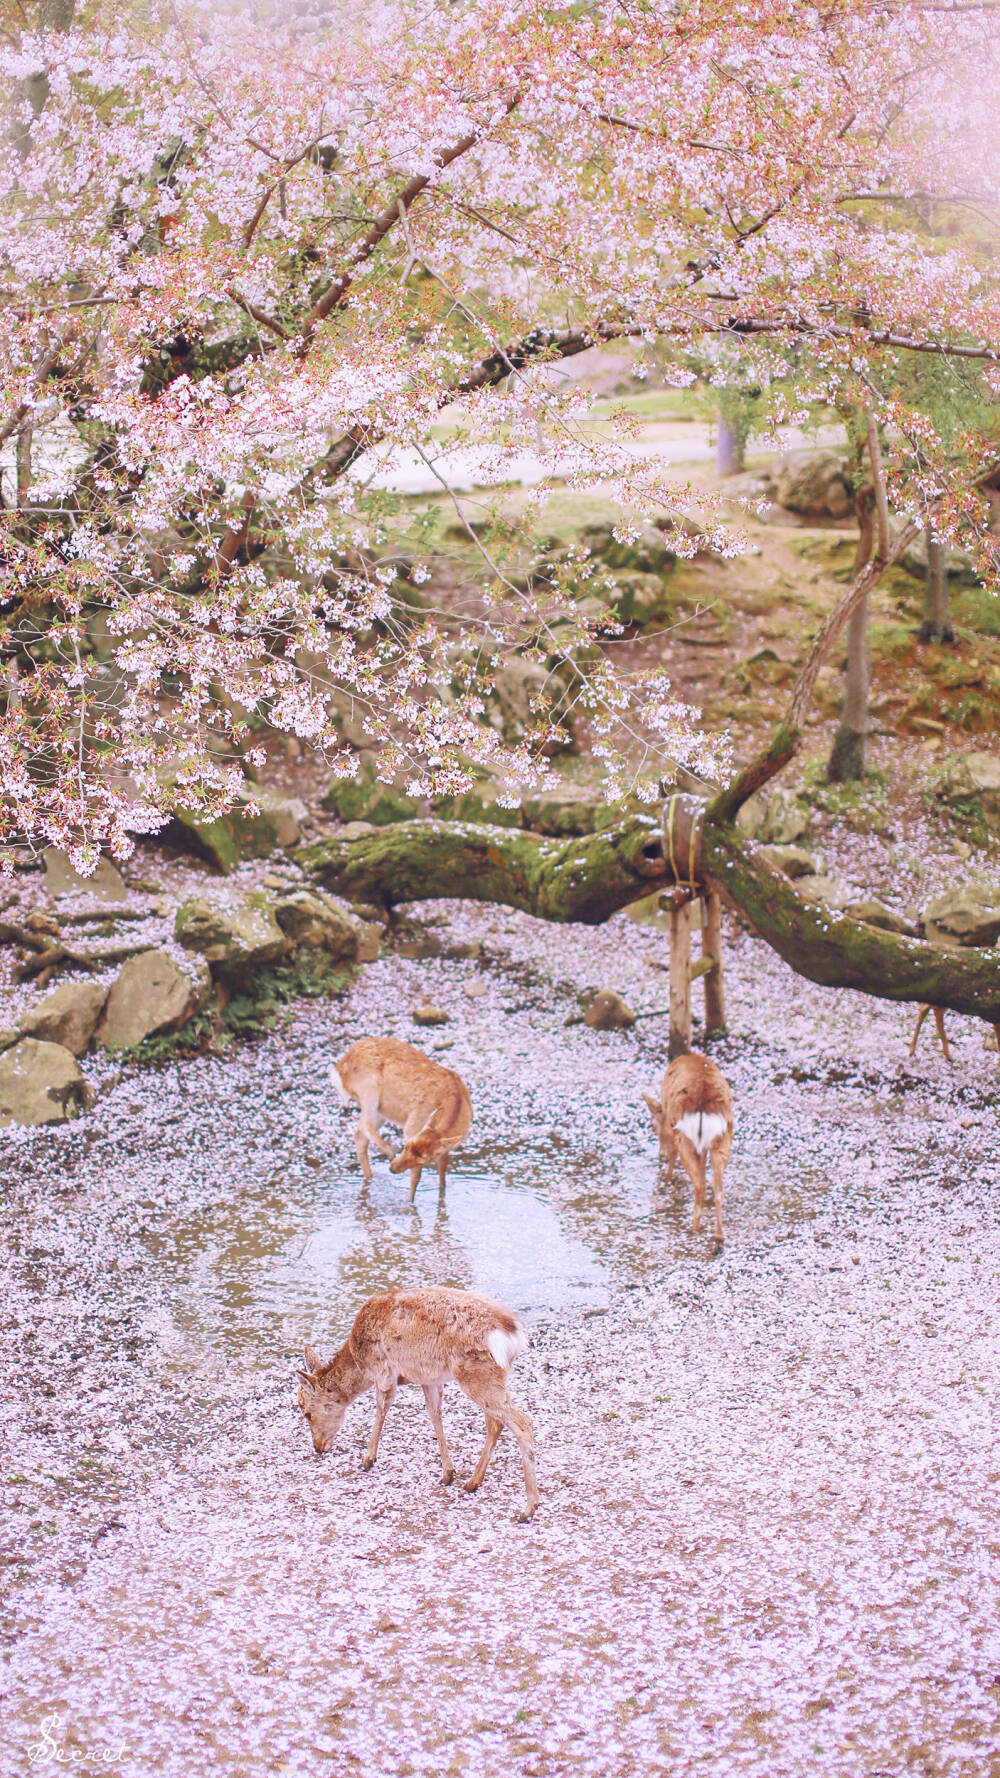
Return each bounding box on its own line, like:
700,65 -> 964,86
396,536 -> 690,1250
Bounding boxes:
296,1344 -> 349,1453
389,1107 -> 442,1174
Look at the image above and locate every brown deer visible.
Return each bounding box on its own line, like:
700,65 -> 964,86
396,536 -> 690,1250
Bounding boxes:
332,1036 -> 472,1199
643,1050 -> 734,1242
297,1286 -> 538,1520
909,1004 -> 1000,1066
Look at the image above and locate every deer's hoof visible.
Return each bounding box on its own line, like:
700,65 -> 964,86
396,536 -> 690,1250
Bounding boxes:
361,1454 -> 375,1472
462,1477 -> 481,1494
514,1506 -> 538,1524
442,1467 -> 456,1486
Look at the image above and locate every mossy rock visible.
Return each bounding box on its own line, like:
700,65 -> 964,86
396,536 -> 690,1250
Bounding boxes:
175,892 -> 290,981
520,792 -> 626,838
611,570 -> 670,627
431,785 -> 523,828
321,757 -> 420,825
170,786 -> 307,872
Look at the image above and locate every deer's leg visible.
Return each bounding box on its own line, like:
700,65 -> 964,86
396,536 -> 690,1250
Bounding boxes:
354,1118 -> 373,1183
464,1414 -> 503,1493
661,1131 -> 678,1184
709,1147 -> 725,1244
909,1004 -> 930,1056
437,1156 -> 447,1194
408,1165 -> 423,1202
421,1383 -> 455,1484
362,1383 -> 396,1470
933,1005 -> 952,1062
454,1363 -> 538,1522
356,1088 -> 395,1161
675,1133 -> 706,1233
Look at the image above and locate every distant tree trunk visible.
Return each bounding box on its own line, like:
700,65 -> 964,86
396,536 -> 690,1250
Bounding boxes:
919,525 -> 954,643
827,491 -> 874,781
716,411 -> 745,477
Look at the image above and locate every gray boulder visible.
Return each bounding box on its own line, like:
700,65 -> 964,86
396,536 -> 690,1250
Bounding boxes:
175,894 -> 289,979
273,889 -> 361,961
775,452 -> 854,521
0,1038 -> 88,1127
796,875 -> 854,913
44,847 -> 128,903
933,751 -> 1000,816
18,981 -> 109,1056
580,520 -> 676,575
894,521 -> 980,586
95,949 -> 211,1050
737,789 -> 810,845
610,570 -> 668,627
756,843 -> 817,880
844,898 -> 919,937
169,785 -> 308,873
923,883 -> 1000,949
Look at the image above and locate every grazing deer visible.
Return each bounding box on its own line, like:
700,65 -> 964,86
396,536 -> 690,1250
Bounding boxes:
297,1286 -> 538,1520
909,1004 -> 1000,1066
909,1003 -> 952,1062
332,1036 -> 472,1199
643,1050 -> 733,1242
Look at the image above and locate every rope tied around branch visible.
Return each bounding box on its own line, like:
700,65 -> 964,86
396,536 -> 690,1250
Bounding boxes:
660,793 -> 707,891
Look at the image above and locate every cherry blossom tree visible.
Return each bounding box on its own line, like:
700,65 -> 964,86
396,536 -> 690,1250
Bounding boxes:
2,0 -> 999,871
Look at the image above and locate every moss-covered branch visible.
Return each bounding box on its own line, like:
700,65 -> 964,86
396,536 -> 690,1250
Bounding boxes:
300,816 -> 669,925
301,813 -> 1000,1023
700,822 -> 1000,1022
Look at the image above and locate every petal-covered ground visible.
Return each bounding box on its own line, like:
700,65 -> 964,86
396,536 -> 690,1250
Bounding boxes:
2,901 -> 998,1777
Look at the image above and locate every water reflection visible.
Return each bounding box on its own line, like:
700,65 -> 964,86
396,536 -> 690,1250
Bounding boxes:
141,1101 -> 838,1366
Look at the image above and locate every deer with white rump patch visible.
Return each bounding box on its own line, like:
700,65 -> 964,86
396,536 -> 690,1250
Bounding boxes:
644,1050 -> 734,1242
297,1286 -> 539,1520
333,1036 -> 472,1199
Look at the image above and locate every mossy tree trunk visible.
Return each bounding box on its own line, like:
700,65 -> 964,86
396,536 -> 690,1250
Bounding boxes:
827,485 -> 875,782
919,526 -> 954,644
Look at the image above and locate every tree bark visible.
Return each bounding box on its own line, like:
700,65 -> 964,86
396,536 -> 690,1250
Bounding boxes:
919,526 -> 953,644
300,814 -> 1000,1022
701,890 -> 727,1036
716,413 -> 745,477
828,479 -> 875,782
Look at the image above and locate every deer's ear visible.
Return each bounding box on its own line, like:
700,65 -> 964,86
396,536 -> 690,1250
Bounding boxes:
303,1344 -> 324,1372
642,1093 -> 662,1118
420,1106 -> 441,1134
296,1369 -> 315,1388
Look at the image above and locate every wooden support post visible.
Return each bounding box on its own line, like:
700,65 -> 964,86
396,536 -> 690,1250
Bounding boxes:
668,897 -> 692,1059
702,888 -> 727,1038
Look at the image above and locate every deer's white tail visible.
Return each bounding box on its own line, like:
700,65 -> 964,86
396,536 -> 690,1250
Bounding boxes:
674,1111 -> 727,1154
330,1063 -> 351,1107
486,1321 -> 527,1371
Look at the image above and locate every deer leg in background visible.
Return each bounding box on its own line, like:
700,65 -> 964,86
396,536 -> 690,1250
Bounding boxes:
932,1005 -> 952,1062
908,1004 -> 931,1055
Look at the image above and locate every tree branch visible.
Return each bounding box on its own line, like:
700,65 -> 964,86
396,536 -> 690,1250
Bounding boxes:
299,814 -> 1000,1022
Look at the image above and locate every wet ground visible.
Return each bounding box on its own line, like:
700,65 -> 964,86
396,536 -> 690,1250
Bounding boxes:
1,900 -> 998,1776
